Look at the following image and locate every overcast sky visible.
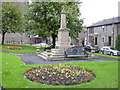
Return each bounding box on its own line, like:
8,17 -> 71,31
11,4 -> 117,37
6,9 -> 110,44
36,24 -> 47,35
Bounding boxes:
80,0 -> 120,26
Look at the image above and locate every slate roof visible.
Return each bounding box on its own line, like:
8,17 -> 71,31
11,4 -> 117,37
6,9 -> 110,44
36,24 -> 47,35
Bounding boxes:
87,17 -> 120,28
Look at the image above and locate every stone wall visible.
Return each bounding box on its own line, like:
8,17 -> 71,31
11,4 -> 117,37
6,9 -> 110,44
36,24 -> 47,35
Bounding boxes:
2,33 -> 30,44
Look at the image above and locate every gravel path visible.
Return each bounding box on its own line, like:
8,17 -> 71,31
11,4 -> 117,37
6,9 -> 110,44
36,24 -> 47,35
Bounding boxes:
1,50 -> 119,65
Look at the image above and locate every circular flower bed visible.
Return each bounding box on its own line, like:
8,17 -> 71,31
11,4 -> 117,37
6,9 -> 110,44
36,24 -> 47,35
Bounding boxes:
5,46 -> 23,50
24,65 -> 96,85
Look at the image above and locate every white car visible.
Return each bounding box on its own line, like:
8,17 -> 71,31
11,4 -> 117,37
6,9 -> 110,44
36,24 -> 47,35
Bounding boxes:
39,43 -> 51,47
32,43 -> 51,47
100,46 -> 120,56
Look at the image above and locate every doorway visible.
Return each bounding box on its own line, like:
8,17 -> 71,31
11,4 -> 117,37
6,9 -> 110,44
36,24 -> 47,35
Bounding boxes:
108,36 -> 111,46
95,37 -> 97,45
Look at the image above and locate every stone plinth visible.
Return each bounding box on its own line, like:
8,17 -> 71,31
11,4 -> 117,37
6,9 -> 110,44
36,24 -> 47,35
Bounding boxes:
38,49 -> 66,61
57,28 -> 71,50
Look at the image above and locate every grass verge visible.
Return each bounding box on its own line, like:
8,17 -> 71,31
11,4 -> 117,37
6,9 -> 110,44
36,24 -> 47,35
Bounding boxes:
0,44 -> 45,53
88,52 -> 120,59
1,52 -> 118,88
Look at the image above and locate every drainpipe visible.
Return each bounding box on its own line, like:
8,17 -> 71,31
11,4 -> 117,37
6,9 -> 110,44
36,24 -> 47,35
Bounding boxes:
87,28 -> 89,45
112,24 -> 115,48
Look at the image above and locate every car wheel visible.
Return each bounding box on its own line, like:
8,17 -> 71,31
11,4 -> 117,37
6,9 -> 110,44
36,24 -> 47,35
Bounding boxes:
100,51 -> 102,54
100,51 -> 104,54
102,51 -> 104,54
110,52 -> 114,56
101,51 -> 104,54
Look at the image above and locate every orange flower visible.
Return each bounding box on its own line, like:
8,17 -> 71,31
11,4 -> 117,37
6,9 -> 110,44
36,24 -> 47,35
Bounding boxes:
89,72 -> 92,74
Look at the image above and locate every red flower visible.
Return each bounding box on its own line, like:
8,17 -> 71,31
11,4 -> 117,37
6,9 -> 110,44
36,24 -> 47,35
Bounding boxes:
53,79 -> 58,81
36,78 -> 39,80
31,75 -> 35,78
5,46 -> 23,50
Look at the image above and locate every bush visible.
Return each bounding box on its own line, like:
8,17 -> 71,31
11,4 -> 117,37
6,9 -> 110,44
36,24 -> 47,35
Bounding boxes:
115,34 -> 120,51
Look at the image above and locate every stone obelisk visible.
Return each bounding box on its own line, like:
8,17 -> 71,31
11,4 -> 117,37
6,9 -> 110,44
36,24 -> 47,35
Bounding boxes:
57,6 -> 70,50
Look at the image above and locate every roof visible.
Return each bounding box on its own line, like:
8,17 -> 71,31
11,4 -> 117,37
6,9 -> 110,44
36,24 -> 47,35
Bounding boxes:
87,17 -> 120,28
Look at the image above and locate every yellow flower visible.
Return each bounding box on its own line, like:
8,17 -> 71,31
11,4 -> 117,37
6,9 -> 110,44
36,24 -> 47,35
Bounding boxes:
61,78 -> 64,79
33,72 -> 35,73
38,70 -> 40,72
36,73 -> 39,76
61,70 -> 65,73
42,76 -> 45,79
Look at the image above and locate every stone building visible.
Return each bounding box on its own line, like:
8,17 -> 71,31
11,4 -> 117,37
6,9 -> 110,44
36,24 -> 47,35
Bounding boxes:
87,17 -> 120,48
4,33 -> 30,44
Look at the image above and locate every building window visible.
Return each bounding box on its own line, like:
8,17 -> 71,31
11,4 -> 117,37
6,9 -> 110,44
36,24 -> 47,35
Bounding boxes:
89,28 -> 94,33
102,37 -> 104,42
108,36 -> 111,46
102,36 -> 107,43
102,26 -> 105,32
89,36 -> 94,43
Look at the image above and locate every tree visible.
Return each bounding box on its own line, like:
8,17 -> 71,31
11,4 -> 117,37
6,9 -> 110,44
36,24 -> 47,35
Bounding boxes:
26,2 -> 83,48
115,34 -> 120,51
1,2 -> 22,44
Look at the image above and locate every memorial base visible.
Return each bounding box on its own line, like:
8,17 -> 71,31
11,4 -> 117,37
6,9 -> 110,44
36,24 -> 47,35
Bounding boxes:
38,48 -> 68,61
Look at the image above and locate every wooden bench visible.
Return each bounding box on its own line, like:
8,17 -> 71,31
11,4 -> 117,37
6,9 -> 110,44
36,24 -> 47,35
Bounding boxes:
64,46 -> 88,60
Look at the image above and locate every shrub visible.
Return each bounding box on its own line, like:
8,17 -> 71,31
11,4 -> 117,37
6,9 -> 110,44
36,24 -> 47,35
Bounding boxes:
115,34 -> 120,51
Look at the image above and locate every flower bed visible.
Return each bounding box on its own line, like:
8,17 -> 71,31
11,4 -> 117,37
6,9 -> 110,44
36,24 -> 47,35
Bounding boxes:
24,65 -> 96,85
5,46 -> 23,50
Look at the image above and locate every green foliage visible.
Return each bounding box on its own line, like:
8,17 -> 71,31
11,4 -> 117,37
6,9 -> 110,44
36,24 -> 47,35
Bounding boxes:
91,43 -> 94,46
25,2 -> 83,38
115,34 -> 120,51
2,2 -> 22,33
1,2 -> 23,44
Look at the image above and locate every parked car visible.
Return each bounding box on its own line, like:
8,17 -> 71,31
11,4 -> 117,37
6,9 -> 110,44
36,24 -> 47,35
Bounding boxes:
84,45 -> 100,53
39,43 -> 51,47
100,46 -> 120,56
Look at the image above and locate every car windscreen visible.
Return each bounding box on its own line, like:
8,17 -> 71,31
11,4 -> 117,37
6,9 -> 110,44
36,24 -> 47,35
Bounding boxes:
92,46 -> 98,49
110,48 -> 117,50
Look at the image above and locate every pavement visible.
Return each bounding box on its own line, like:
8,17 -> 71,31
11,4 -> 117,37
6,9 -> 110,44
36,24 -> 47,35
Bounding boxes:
1,50 -> 120,65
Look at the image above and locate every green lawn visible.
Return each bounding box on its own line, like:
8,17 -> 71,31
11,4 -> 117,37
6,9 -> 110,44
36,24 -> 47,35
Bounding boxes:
0,44 -> 45,53
0,52 -> 2,85
1,52 -> 118,88
89,52 -> 120,59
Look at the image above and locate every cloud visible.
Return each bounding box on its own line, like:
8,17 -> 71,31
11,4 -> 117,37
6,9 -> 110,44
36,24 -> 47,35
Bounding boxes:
81,0 -> 119,26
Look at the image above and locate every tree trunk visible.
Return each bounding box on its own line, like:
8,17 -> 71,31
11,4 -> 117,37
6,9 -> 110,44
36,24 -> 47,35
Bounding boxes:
2,31 -> 6,44
52,34 -> 56,48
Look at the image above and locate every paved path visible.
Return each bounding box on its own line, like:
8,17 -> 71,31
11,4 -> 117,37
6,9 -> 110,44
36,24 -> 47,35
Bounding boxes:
1,50 -> 119,65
